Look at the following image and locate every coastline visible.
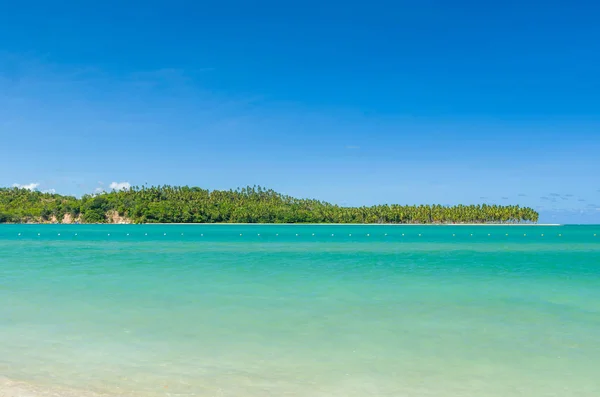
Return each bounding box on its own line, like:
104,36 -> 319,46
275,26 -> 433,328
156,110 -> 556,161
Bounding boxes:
2,223 -> 563,226
0,186 -> 542,225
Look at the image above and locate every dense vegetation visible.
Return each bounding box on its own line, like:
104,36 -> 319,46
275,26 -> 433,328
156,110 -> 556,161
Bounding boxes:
0,186 -> 539,224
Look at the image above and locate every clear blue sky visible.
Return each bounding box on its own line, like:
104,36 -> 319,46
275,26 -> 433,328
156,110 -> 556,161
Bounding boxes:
1,1 -> 599,223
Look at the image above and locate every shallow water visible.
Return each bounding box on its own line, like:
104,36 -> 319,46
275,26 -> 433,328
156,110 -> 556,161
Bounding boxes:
1,225 -> 599,396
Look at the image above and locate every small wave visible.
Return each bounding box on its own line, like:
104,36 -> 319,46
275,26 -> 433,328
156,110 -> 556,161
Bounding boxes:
0,376 -> 133,397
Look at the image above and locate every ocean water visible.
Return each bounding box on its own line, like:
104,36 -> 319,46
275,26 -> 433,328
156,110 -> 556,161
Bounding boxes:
1,224 -> 599,397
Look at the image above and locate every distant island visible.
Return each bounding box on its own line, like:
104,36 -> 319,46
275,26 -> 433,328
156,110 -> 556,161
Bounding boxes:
0,186 -> 539,224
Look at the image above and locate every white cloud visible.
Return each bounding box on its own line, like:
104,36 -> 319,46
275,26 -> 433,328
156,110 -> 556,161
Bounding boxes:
12,182 -> 39,191
43,188 -> 56,194
94,187 -> 105,194
109,181 -> 131,191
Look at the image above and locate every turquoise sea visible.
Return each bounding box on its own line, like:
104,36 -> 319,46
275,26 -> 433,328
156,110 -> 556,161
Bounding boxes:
1,224 -> 599,396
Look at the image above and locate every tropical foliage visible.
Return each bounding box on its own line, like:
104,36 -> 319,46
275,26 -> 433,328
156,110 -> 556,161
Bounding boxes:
0,186 -> 539,224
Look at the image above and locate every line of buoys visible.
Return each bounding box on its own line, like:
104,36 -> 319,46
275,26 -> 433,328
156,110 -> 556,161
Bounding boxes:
13,232 -> 600,238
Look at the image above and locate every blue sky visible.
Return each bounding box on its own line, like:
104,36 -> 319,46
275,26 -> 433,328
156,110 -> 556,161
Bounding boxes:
1,1 -> 599,223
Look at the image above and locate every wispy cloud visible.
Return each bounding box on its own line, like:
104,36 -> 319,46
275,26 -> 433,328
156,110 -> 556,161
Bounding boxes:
12,182 -> 39,191
109,181 -> 131,190
517,193 -> 526,197
43,188 -> 56,194
345,145 -> 360,150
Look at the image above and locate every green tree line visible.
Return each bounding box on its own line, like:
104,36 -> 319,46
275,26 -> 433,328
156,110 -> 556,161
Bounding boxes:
0,185 -> 539,224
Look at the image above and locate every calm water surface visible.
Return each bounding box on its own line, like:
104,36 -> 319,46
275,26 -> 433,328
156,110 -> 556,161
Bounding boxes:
1,225 -> 599,396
